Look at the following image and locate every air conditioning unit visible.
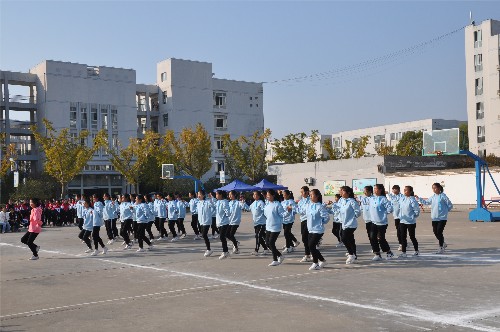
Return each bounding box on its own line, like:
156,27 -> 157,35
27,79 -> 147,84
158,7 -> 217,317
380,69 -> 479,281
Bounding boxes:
497,89 -> 500,97
303,177 -> 315,185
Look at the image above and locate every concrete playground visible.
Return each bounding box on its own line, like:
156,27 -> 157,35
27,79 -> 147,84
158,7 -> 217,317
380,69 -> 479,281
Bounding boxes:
1,206 -> 500,332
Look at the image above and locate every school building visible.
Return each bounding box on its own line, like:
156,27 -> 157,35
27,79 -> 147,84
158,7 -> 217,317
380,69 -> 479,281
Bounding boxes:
0,58 -> 264,195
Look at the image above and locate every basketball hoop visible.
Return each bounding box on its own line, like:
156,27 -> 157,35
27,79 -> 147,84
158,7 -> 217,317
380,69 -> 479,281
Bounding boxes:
161,164 -> 174,180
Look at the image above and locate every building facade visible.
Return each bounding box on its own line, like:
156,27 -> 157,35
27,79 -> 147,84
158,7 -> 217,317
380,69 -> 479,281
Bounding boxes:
1,58 -> 264,195
465,19 -> 500,157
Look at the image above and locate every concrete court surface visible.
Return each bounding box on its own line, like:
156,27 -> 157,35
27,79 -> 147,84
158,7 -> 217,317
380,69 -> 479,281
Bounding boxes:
1,206 -> 500,332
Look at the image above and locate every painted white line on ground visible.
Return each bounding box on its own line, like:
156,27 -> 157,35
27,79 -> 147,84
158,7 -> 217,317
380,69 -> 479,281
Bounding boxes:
2,242 -> 500,331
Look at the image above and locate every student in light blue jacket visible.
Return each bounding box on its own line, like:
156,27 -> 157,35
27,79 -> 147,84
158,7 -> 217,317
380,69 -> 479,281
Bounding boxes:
242,191 -> 269,255
166,193 -> 180,242
296,186 -> 312,263
215,190 -> 231,259
144,195 -> 155,242
329,194 -> 343,247
103,193 -> 115,244
91,194 -> 107,256
227,190 -> 244,254
208,192 -> 219,239
175,193 -> 188,238
369,184 -> 395,261
417,182 -> 453,254
338,186 -> 361,265
197,190 -> 216,257
388,185 -> 405,249
154,193 -> 168,240
306,189 -> 330,270
133,194 -> 153,252
119,194 -> 134,249
357,185 -> 374,240
188,191 -> 201,240
398,186 -> 421,258
79,199 -> 94,253
264,189 -> 288,267
281,190 -> 299,253
110,195 -> 119,240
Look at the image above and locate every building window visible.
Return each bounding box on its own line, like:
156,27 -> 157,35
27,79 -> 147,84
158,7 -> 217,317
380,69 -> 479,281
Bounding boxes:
250,104 -> 253,107
101,106 -> 108,130
138,117 -> 147,134
474,54 -> 483,72
91,105 -> 98,130
256,104 -> 259,107
161,72 -> 167,82
214,135 -> 224,153
333,137 -> 341,149
249,97 -> 253,100
390,132 -> 403,141
477,125 -> 485,143
163,113 -> 168,127
162,91 -> 167,104
214,114 -> 227,130
475,78 -> 483,95
213,91 -> 226,108
80,106 -> 88,129
70,106 -> 77,128
474,30 -> 482,48
217,161 -> 225,174
111,108 -> 118,130
374,134 -> 386,148
476,102 -> 484,119
111,133 -> 118,148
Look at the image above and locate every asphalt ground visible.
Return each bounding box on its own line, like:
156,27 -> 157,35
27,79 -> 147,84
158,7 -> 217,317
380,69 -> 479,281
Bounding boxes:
1,206 -> 500,332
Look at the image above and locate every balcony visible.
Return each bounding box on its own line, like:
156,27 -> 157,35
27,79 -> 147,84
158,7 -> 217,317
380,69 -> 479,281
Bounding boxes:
475,88 -> 483,96
474,65 -> 483,72
474,41 -> 482,48
477,136 -> 486,143
476,111 -> 484,120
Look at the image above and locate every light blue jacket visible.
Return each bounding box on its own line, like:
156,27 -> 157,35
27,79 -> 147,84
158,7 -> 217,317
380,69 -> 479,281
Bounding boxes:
135,203 -> 149,223
189,198 -> 199,215
209,197 -> 217,217
131,202 -> 137,221
369,195 -> 393,226
358,195 -> 372,223
177,200 -> 187,218
120,202 -> 133,221
76,200 -> 84,218
154,199 -> 167,218
419,193 -> 453,221
399,196 -> 421,224
264,201 -> 286,232
388,193 -> 405,219
215,199 -> 230,227
306,202 -> 330,234
281,199 -> 296,224
228,200 -> 243,226
82,207 -> 94,231
339,198 -> 361,230
245,200 -> 266,226
297,197 -> 310,222
147,202 -> 155,221
103,199 -> 114,220
197,199 -> 215,226
111,200 -> 119,219
329,202 -> 341,223
93,201 -> 104,227
167,200 -> 179,220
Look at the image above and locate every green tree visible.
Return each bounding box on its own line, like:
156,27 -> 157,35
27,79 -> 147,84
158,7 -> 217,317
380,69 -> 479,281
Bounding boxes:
158,123 -> 212,180
396,131 -> 423,156
321,139 -> 342,160
272,130 -> 320,164
108,130 -> 159,194
0,132 -> 17,178
10,174 -> 58,201
375,143 -> 395,156
459,122 -> 469,151
342,140 -> 352,159
222,129 -> 271,182
31,119 -> 107,198
352,135 -> 371,158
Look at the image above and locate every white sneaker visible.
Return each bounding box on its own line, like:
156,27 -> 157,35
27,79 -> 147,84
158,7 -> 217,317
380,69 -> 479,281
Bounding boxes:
219,252 -> 229,260
36,245 -> 40,253
399,253 -> 407,258
372,255 -> 382,261
109,239 -> 115,244
278,256 -> 285,264
289,246 -> 295,252
194,235 -> 201,240
268,261 -> 280,266
85,249 -> 92,253
251,250 -> 258,256
300,255 -> 312,262
124,244 -> 132,250
204,249 -> 213,257
29,255 -> 39,260
386,252 -> 394,260
346,255 -> 356,264
156,237 -> 163,241
345,252 -> 350,257
435,247 -> 445,254
102,247 -> 108,255
413,251 -> 420,256
148,245 -> 154,250
308,263 -> 320,270
91,250 -> 99,256
212,234 -> 219,239
293,241 -> 300,248
281,247 -> 290,254
318,260 -> 327,268
232,247 -> 240,254
260,250 -> 270,256
136,248 -> 145,252
180,233 -> 187,239
398,244 -> 403,251
443,242 -> 448,249
171,237 -> 179,242
336,242 -> 344,248
281,244 -> 287,250
122,241 -> 127,246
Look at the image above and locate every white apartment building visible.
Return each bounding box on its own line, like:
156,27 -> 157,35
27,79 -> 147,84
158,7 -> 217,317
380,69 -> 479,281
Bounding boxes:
1,58 -> 264,195
465,19 -> 500,157
327,118 -> 464,158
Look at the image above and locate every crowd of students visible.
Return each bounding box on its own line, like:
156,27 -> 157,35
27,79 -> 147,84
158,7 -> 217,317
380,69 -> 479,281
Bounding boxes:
14,182 -> 454,269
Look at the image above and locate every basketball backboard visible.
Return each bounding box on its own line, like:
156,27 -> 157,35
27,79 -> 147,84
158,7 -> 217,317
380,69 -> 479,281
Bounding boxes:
161,164 -> 174,179
422,128 -> 460,156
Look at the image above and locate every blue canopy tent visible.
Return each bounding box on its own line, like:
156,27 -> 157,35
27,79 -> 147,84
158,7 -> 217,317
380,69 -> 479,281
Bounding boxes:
214,180 -> 259,192
254,179 -> 288,190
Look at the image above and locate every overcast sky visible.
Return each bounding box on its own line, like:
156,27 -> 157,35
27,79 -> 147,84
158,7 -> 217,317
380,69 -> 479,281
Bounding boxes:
1,0 -> 499,139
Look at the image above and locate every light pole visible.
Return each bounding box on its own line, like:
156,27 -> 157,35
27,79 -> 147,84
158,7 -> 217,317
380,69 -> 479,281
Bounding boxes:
213,159 -> 225,184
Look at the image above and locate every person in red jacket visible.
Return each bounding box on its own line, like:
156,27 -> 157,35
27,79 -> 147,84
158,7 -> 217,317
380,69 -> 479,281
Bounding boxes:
21,197 -> 43,260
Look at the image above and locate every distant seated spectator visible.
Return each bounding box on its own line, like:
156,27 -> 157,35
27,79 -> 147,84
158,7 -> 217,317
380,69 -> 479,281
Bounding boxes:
0,207 -> 11,233
9,207 -> 21,232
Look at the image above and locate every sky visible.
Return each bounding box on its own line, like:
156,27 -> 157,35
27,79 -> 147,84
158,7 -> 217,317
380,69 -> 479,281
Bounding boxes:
1,0 -> 499,139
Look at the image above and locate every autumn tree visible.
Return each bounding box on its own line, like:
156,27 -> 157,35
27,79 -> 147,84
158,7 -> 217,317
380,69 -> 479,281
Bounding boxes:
375,143 -> 395,156
459,122 -> 469,151
321,139 -> 342,160
31,119 -> 107,198
222,129 -> 271,182
0,132 -> 17,178
396,131 -> 423,156
272,130 -> 321,164
351,135 -> 371,158
158,123 -> 212,180
108,130 -> 159,193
